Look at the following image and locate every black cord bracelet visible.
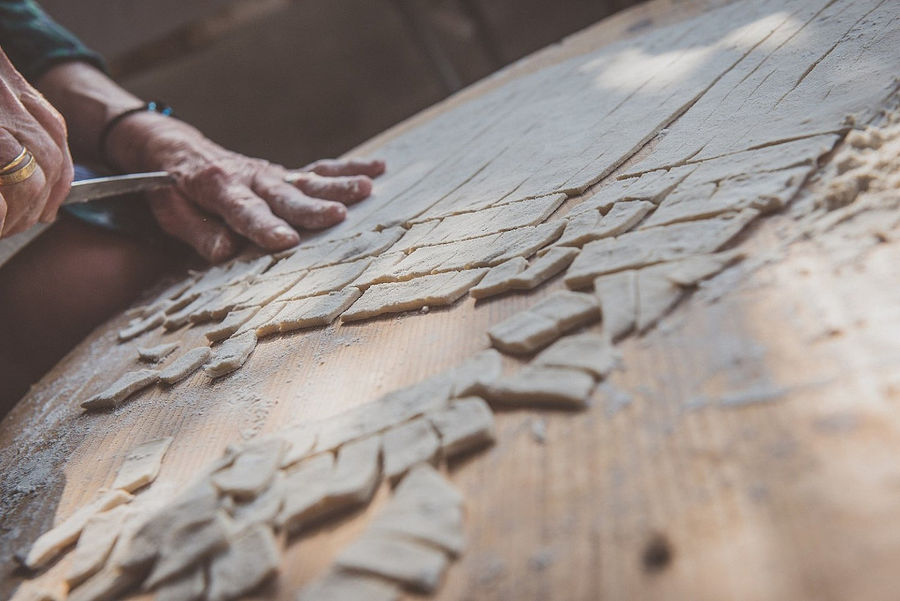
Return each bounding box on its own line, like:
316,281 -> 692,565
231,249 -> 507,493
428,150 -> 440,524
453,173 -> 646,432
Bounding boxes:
98,101 -> 175,171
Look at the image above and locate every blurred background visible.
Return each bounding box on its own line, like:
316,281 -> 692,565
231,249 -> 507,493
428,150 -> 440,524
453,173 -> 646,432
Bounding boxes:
40,0 -> 640,167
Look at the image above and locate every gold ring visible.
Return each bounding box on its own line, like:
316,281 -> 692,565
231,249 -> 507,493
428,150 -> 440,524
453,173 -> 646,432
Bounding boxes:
0,146 -> 29,174
0,151 -> 37,185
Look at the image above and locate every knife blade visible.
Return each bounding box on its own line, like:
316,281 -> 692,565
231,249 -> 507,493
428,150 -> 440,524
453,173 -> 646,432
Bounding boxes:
63,171 -> 175,205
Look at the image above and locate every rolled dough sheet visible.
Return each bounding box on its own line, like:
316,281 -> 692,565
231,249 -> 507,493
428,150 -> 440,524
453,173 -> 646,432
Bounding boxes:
277,258 -> 371,300
81,369 -> 159,411
227,471 -> 285,529
144,511 -> 230,589
154,567 -> 206,601
504,246 -> 578,290
118,311 -> 165,342
448,349 -> 503,397
469,257 -> 528,299
296,570 -> 400,601
112,437 -> 173,492
488,311 -> 559,355
234,302 -> 285,338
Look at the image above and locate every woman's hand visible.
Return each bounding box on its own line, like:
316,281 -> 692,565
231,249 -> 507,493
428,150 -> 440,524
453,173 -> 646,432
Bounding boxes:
0,50 -> 73,237
106,111 -> 384,262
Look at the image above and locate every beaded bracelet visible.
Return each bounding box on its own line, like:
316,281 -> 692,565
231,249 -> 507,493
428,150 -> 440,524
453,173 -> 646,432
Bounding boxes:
98,101 -> 175,170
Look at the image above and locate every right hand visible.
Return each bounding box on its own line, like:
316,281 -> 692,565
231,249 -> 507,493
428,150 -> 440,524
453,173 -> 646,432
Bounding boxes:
0,48 -> 73,237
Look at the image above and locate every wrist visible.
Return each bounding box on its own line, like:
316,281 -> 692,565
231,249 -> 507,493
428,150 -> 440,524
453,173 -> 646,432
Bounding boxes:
104,109 -> 225,173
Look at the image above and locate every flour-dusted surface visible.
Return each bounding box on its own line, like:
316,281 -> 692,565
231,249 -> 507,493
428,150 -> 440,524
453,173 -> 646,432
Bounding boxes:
3,0 -> 900,600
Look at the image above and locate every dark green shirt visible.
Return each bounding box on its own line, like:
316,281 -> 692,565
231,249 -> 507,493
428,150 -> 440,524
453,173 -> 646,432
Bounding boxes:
0,0 -> 104,83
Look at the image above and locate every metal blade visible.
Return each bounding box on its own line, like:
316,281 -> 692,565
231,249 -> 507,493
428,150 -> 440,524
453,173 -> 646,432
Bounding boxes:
63,171 -> 175,205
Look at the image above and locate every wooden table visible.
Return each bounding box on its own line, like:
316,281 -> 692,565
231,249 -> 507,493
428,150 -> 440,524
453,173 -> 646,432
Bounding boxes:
4,0 -> 900,599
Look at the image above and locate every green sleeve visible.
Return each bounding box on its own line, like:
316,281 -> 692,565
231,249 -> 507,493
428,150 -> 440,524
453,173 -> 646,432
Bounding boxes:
0,0 -> 106,83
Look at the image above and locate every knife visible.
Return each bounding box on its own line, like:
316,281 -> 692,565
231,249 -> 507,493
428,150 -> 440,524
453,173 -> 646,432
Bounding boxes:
63,171 -> 175,205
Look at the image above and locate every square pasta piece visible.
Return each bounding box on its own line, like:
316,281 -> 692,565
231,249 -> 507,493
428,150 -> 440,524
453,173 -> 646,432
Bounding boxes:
481,365 -> 595,409
278,258 -> 371,300
341,270 -> 486,322
273,288 -> 363,332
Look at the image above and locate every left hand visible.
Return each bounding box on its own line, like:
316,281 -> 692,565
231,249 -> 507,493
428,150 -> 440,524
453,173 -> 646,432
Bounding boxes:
106,111 -> 385,262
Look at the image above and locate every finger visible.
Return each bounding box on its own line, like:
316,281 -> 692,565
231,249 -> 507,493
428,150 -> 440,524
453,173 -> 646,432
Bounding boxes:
0,160 -> 48,237
301,158 -> 386,178
0,190 -> 7,234
287,172 -> 372,205
19,91 -> 72,222
253,176 -> 347,229
191,178 -> 300,251
147,188 -> 241,263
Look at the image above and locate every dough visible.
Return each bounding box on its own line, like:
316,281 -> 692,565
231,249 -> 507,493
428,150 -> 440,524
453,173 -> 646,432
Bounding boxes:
506,246 -> 579,290
277,258 -> 371,300
557,209 -> 601,247
447,348 -> 503,397
164,290 -> 218,331
423,193 -> 565,244
517,290 -> 600,334
137,342 -> 179,363
488,311 -> 559,355
296,571 -> 400,601
205,307 -> 260,343
144,511 -> 230,589
382,417 -> 440,482
313,373 -> 452,453
81,369 -> 159,411
204,331 -> 257,378
350,251 -> 405,289
270,288 -> 362,333
277,452 -> 334,534
469,257 -> 528,299
586,199 -> 655,239
335,534 -> 449,593
230,272 -> 304,309
489,220 -> 567,264
276,425 -> 318,468
663,250 -> 743,286
227,471 -> 285,528
481,366 -> 595,409
635,262 -> 685,332
211,438 -> 287,499
25,489 -> 133,569
394,220 -> 440,252
369,464 -> 464,555
340,270 -> 486,322
66,506 -> 129,586
387,234 -> 499,281
118,311 -> 165,342
640,167 -> 809,228
326,434 -> 382,510
206,524 -> 280,601
159,346 -> 212,385
234,302 -> 285,338
534,333 -> 620,378
564,209 -> 759,288
188,284 -> 249,325
118,480 -> 219,571
154,568 -> 206,601
427,397 -> 495,458
593,270 -> 638,340
112,437 -> 173,492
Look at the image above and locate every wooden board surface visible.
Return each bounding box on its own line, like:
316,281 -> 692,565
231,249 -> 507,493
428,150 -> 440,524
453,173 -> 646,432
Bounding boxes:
3,0 -> 900,600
